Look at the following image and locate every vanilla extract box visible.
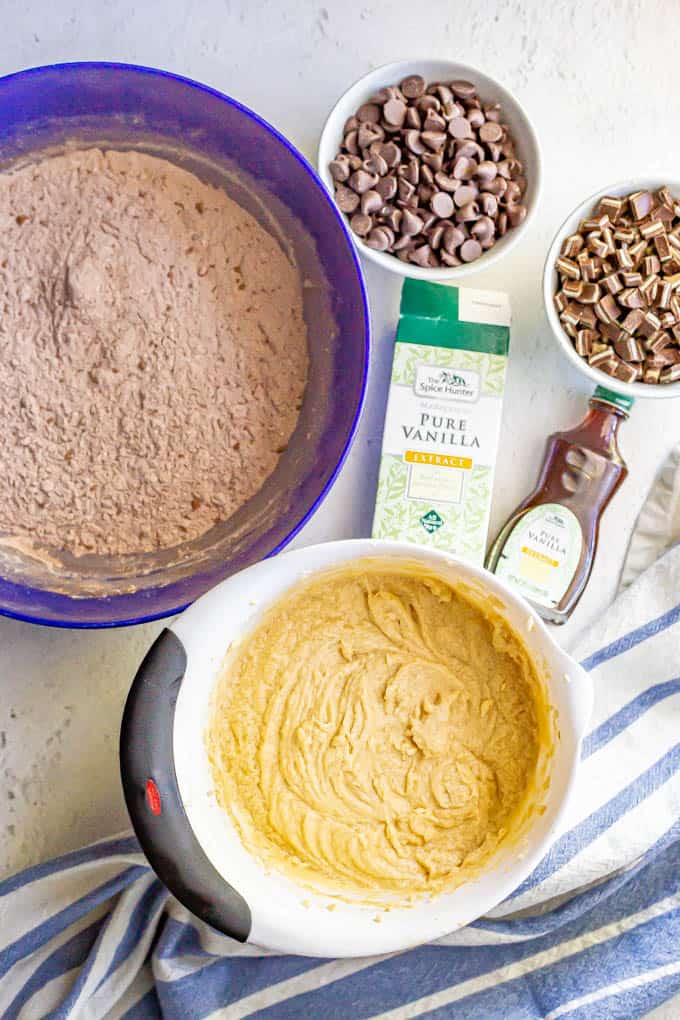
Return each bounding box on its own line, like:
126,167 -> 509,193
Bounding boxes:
372,280 -> 511,565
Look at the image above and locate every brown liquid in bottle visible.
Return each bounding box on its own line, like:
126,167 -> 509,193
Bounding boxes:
487,387 -> 632,623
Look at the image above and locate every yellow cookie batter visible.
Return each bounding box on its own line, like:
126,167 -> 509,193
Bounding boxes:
207,560 -> 551,899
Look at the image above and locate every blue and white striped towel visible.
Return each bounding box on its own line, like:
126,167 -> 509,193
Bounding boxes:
1,452 -> 680,1019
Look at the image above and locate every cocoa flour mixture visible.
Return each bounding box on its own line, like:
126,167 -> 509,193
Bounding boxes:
0,148 -> 308,557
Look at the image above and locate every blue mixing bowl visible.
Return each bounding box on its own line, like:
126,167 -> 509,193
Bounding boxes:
0,63 -> 369,627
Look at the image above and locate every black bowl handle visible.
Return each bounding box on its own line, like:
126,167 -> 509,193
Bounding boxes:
120,628 -> 251,942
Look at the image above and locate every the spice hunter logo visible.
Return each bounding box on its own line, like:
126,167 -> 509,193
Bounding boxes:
420,509 -> 444,533
414,365 -> 480,402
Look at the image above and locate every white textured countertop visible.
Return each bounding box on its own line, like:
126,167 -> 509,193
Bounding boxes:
0,0 -> 679,879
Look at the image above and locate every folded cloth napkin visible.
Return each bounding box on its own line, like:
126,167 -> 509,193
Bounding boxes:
2,450 -> 680,1020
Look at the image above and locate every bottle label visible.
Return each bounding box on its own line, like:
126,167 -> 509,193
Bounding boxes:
493,504 -> 583,609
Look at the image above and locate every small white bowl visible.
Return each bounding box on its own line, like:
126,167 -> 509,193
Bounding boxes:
318,60 -> 542,281
544,178 -> 680,399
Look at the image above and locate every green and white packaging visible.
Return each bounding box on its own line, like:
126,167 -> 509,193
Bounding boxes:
372,280 -> 511,565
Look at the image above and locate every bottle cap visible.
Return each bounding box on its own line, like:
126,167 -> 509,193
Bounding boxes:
592,385 -> 635,415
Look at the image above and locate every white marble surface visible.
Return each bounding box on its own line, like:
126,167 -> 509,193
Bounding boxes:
0,0 -> 679,879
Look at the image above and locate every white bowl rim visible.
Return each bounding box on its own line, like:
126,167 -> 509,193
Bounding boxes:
317,58 -> 543,281
543,177 -> 680,400
170,537 -> 592,957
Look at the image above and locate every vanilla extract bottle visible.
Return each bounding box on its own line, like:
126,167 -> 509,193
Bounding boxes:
486,386 -> 633,624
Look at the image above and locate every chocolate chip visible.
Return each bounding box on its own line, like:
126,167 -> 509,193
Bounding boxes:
480,192 -> 498,217
460,238 -> 482,261
404,130 -> 426,155
441,250 -> 462,266
476,160 -> 497,182
404,106 -> 422,130
431,191 -> 454,218
454,184 -> 478,207
335,184 -> 360,213
344,130 -> 359,155
479,121 -> 503,143
451,80 -> 477,99
443,224 -> 466,252
361,190 -> 383,215
357,103 -> 381,124
350,212 -> 372,236
422,152 -> 444,173
380,142 -> 401,167
348,169 -> 379,194
358,122 -> 384,150
375,175 -> 397,201
400,75 -> 426,99
423,111 -> 446,133
452,156 -> 477,180
363,153 -> 388,176
471,215 -> 495,242
421,131 -> 447,151
384,98 -> 408,127
409,243 -> 434,266
329,156 -> 351,182
401,209 -> 424,235
448,117 -> 473,140
365,226 -> 394,250
507,204 -> 527,227
456,201 -> 480,223
434,171 -> 458,192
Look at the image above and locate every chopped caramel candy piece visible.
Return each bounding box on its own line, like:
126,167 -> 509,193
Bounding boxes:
629,240 -> 648,266
579,282 -> 601,304
579,304 -> 598,328
657,280 -> 673,307
643,254 -> 661,275
575,329 -> 597,356
561,303 -> 582,327
562,279 -> 583,298
621,308 -> 645,334
639,218 -> 665,239
646,329 -> 673,353
660,311 -> 677,329
598,196 -> 625,222
638,310 -> 662,337
657,186 -> 674,209
602,272 -> 623,294
655,234 -> 672,262
618,287 -> 645,309
644,365 -> 662,383
614,227 -> 636,244
629,190 -> 653,220
555,255 -> 580,279
661,364 -> 680,383
589,349 -> 615,369
562,233 -> 584,257
621,271 -> 643,287
553,290 -> 569,314
600,322 -> 625,343
589,236 -> 609,258
614,337 -> 644,361
616,244 -> 634,269
613,359 -> 639,382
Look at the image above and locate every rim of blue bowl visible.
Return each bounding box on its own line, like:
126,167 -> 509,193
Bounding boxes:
0,61 -> 370,629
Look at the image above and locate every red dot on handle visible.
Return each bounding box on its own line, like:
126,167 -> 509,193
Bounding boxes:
146,779 -> 162,816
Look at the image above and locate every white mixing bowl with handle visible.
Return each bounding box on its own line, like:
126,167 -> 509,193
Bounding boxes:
120,539 -> 592,957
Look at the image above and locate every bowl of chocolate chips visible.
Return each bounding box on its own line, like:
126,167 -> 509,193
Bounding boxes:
318,60 -> 541,278
545,179 -> 680,397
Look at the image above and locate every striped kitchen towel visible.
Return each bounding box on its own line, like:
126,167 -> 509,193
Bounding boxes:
1,453 -> 680,1019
